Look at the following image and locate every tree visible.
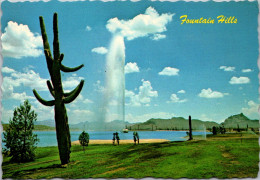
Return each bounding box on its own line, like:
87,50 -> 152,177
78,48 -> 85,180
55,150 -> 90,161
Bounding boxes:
78,131 -> 89,151
3,100 -> 39,162
33,13 -> 84,165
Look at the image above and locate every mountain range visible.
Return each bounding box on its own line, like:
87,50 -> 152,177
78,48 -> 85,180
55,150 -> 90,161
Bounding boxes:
30,113 -> 258,131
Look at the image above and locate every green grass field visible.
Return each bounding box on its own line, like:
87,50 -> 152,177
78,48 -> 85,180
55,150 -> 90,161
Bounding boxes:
2,133 -> 259,179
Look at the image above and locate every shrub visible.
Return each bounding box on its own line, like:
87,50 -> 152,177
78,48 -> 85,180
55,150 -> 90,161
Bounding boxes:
78,131 -> 89,151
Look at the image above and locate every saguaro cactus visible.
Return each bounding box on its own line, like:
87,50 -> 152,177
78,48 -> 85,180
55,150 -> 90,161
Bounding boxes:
33,13 -> 84,165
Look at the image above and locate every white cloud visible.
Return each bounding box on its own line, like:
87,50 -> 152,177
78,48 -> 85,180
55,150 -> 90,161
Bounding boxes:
125,62 -> 140,74
106,6 -> 174,41
158,67 -> 179,76
6,0 -> 50,2
177,90 -> 185,94
152,34 -> 166,40
63,75 -> 84,90
126,112 -> 175,123
229,76 -> 250,84
91,47 -> 108,54
2,67 -> 16,73
219,66 -> 235,72
125,79 -> 158,106
94,80 -> 105,93
2,67 -> 48,94
198,88 -> 228,98
242,69 -> 253,73
167,93 -> 187,103
2,82 -> 34,101
200,114 -> 220,123
242,100 -> 259,118
70,109 -> 94,124
83,99 -> 93,104
85,26 -> 92,31
1,21 -> 43,59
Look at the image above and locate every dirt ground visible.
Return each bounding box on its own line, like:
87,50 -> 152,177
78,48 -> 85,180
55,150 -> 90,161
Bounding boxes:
72,139 -> 170,145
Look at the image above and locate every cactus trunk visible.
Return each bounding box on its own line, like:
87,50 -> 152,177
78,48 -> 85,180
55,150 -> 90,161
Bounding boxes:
55,102 -> 71,164
33,13 -> 84,165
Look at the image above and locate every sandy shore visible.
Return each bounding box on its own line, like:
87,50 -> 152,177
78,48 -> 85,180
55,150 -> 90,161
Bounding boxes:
72,139 -> 170,145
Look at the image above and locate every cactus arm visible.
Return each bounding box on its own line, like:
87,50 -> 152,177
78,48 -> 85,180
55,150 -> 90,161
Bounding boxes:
60,64 -> 84,72
39,16 -> 52,57
47,80 -> 55,97
63,79 -> 84,97
33,89 -> 55,106
63,80 -> 84,104
53,13 -> 60,60
59,53 -> 64,61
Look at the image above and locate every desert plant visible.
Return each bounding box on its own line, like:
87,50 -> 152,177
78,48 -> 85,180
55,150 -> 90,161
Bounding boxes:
3,100 -> 39,162
33,13 -> 84,165
79,131 -> 89,151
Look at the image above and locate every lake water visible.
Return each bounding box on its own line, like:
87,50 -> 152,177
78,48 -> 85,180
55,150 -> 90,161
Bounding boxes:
31,130 -> 210,147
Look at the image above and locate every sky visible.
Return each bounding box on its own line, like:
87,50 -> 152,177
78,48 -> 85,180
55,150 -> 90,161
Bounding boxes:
1,0 -> 259,125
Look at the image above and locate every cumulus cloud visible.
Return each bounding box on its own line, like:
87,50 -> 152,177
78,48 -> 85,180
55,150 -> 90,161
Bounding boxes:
2,67 -> 16,73
91,47 -> 108,54
229,76 -> 250,84
125,79 -> 158,106
158,67 -> 179,76
152,34 -> 166,41
242,100 -> 259,118
1,21 -> 43,59
177,90 -> 186,94
125,62 -> 140,74
242,69 -> 253,73
219,66 -> 235,72
198,88 -> 228,98
2,81 -> 34,101
167,93 -> 187,103
63,75 -> 84,90
106,6 -> 174,41
2,67 -> 48,92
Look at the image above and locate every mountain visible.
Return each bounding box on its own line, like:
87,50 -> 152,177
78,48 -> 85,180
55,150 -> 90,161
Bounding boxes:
35,119 -> 55,127
222,113 -> 259,128
69,120 -> 134,131
6,113 -> 258,131
128,117 -> 219,130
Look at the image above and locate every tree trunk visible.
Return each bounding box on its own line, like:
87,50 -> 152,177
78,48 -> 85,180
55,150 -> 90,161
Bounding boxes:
55,102 -> 71,165
188,115 -> 193,140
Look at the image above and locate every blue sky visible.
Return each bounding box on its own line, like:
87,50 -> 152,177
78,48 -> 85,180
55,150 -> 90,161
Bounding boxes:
1,0 -> 259,124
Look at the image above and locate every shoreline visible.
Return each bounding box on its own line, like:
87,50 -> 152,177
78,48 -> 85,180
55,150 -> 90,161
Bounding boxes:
72,139 -> 170,145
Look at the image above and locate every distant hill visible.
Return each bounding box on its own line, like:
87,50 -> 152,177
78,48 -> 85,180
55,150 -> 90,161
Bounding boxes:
69,120 -> 134,131
2,113 -> 258,131
222,113 -> 259,128
2,124 -> 55,131
128,117 -> 219,130
35,119 -> 55,127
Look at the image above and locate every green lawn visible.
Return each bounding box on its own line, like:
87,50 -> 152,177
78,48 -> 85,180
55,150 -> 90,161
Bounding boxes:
2,134 -> 259,179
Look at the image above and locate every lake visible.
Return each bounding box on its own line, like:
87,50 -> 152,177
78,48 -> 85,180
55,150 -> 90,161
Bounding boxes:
32,130 -> 210,147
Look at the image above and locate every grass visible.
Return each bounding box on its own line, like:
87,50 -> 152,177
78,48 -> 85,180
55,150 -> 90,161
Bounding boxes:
2,133 -> 259,179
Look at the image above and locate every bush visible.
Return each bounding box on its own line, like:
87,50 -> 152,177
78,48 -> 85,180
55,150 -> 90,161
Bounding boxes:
3,100 -> 39,162
78,131 -> 89,151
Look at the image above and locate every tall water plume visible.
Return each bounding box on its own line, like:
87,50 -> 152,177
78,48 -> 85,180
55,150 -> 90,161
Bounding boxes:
104,35 -> 125,126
